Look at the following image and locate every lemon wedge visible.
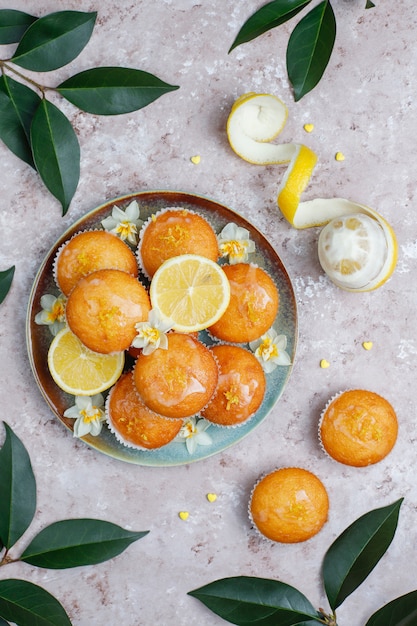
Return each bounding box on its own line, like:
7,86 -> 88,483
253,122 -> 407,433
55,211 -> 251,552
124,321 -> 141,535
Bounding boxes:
226,92 -> 397,292
48,326 -> 124,396
149,254 -> 230,332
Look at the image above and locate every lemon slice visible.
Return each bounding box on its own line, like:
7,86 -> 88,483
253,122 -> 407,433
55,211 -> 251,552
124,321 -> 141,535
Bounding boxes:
226,92 -> 397,292
149,254 -> 231,332
48,327 -> 124,396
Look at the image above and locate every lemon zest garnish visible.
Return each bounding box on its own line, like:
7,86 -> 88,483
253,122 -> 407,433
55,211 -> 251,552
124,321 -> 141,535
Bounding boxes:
226,92 -> 397,292
224,386 -> 240,411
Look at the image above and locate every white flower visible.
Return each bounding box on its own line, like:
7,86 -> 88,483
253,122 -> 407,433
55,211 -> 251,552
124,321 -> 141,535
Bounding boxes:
217,222 -> 255,264
34,293 -> 66,336
101,200 -> 143,245
131,308 -> 174,355
175,417 -> 212,455
64,394 -> 106,438
249,328 -> 291,373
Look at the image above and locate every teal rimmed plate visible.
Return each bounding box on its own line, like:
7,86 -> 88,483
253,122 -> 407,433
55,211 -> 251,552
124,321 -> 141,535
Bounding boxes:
26,190 -> 297,466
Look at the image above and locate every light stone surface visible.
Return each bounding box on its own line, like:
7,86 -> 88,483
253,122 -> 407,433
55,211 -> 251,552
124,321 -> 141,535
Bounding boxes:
0,1 -> 416,625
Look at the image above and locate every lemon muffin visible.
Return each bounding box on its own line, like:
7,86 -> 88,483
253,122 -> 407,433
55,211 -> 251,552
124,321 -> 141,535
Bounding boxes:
66,269 -> 151,354
208,263 -> 279,343
250,468 -> 329,543
138,208 -> 219,277
133,332 -> 218,418
106,372 -> 183,449
201,344 -> 265,426
55,230 -> 138,296
319,389 -> 398,467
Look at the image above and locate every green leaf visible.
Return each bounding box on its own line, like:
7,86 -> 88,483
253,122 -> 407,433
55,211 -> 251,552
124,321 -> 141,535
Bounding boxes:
229,0 -> 312,53
188,576 -> 321,625
323,498 -> 403,611
365,1 -> 375,7
0,616 -> 9,626
0,267 -> 15,305
0,9 -> 36,44
287,0 -> 336,101
57,67 -> 180,115
20,519 -> 149,569
0,75 -> 41,168
30,99 -> 80,215
0,579 -> 71,626
11,11 -> 97,71
365,590 -> 417,625
0,422 -> 36,549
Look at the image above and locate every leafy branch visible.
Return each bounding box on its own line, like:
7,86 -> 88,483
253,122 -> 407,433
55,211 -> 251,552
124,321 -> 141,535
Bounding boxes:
0,9 -> 179,214
229,0 -> 375,101
189,498 -> 417,625
0,422 -> 149,625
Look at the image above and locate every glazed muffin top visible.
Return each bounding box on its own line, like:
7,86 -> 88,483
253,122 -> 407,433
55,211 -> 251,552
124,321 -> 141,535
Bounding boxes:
133,332 -> 218,419
209,263 -> 279,343
319,389 -> 398,467
249,467 -> 329,543
55,230 -> 138,296
66,268 -> 150,354
138,208 -> 219,277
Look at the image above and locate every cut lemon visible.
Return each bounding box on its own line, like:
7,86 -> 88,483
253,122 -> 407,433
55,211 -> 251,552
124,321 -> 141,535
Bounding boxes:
48,326 -> 124,396
149,254 -> 231,332
226,92 -> 398,291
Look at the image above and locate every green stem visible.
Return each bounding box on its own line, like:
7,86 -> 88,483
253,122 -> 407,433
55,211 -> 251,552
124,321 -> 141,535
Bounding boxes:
0,59 -> 53,96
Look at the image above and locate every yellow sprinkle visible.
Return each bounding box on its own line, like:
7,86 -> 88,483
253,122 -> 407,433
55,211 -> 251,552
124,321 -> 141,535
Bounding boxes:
190,155 -> 201,164
206,493 -> 217,503
362,341 -> 373,351
303,123 -> 314,133
335,152 -> 345,161
320,359 -> 330,369
179,511 -> 189,521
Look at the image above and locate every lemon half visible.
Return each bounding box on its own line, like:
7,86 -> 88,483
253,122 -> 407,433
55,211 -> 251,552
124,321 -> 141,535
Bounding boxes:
48,327 -> 124,396
150,254 -> 231,332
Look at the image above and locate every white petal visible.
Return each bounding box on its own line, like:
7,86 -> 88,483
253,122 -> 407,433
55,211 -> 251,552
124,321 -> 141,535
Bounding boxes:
50,321 -> 65,336
89,419 -> 104,436
90,393 -> 104,408
186,437 -> 198,454
195,432 -> 212,446
220,222 -> 239,239
39,294 -> 56,310
111,205 -> 129,222
75,396 -> 93,410
73,417 -> 91,438
125,200 -> 140,221
276,351 -> 291,366
64,405 -> 81,419
263,360 -> 278,373
101,216 -> 117,230
142,343 -> 158,355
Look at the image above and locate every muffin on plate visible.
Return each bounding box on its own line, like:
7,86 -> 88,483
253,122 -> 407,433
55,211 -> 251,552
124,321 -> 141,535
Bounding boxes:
133,332 -> 218,419
249,467 -> 329,543
201,344 -> 265,427
138,208 -> 219,277
319,389 -> 398,467
106,372 -> 183,450
55,230 -> 138,296
208,263 -> 279,343
66,268 -> 151,354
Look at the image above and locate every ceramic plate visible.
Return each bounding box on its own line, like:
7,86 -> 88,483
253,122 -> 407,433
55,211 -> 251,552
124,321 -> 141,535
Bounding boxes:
26,190 -> 297,466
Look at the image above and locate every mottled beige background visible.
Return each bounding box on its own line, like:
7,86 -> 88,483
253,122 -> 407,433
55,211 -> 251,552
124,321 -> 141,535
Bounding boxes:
0,1 -> 416,625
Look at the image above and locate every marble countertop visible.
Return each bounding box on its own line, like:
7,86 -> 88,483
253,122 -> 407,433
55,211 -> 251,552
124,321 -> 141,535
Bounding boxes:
0,1 -> 416,624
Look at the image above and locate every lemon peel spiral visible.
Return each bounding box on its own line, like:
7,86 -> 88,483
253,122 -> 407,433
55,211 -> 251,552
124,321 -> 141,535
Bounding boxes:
226,92 -> 397,292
